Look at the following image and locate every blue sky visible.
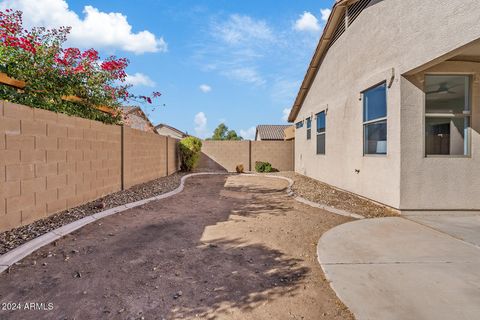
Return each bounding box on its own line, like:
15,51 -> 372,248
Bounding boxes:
1,0 -> 334,139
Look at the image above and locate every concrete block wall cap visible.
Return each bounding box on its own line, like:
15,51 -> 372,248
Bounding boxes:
0,172 -> 228,274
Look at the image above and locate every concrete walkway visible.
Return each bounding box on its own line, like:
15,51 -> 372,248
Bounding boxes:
317,217 -> 480,320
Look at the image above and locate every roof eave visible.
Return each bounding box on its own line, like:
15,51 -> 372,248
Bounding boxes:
287,0 -> 352,122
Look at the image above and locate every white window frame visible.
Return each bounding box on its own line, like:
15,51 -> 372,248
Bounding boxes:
362,81 -> 387,156
424,74 -> 472,158
306,117 -> 312,140
316,111 -> 326,155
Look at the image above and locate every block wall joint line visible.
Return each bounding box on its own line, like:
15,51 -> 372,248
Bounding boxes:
120,125 -> 125,191
166,136 -> 169,176
249,140 -> 252,172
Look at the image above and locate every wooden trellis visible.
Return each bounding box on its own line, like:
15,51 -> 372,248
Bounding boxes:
0,72 -> 116,115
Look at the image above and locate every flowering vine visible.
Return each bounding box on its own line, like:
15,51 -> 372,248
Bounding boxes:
0,9 -> 162,124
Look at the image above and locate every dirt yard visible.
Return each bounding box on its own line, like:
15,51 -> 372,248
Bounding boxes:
0,174 -> 353,320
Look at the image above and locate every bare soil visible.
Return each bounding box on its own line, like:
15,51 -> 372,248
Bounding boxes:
0,174 -> 353,320
0,172 -> 186,254
273,172 -> 398,218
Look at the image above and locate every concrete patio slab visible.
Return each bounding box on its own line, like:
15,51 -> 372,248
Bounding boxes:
407,214 -> 480,248
318,217 -> 480,320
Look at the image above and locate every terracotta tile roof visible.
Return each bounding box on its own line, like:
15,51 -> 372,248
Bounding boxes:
120,106 -> 156,133
255,125 -> 292,141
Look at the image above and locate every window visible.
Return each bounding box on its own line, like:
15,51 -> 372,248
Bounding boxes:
425,75 -> 470,156
363,82 -> 387,155
316,111 -> 326,154
306,117 -> 311,140
295,121 -> 304,129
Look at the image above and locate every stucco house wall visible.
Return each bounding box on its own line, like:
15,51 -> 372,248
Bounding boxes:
293,0 -> 480,210
400,62 -> 480,211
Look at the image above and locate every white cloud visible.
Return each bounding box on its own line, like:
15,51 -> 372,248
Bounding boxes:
199,84 -> 212,93
224,67 -> 265,86
320,8 -> 332,23
271,78 -> 301,104
195,14 -> 276,86
0,0 -> 167,54
282,108 -> 291,122
194,112 -> 209,138
125,73 -> 155,87
294,12 -> 320,32
240,127 -> 256,140
213,14 -> 274,45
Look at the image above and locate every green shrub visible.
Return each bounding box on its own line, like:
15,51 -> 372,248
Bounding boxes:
178,136 -> 202,171
255,161 -> 273,173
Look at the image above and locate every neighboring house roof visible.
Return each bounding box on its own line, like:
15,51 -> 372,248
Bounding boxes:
120,106 -> 157,133
154,123 -> 187,138
288,0 -> 363,122
255,125 -> 292,141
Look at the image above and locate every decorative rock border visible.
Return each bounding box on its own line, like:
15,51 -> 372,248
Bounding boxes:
0,172 -> 228,274
244,173 -> 365,220
0,172 -> 363,275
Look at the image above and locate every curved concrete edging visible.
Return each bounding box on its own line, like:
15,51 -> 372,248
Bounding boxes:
0,172 -> 229,274
315,220 -> 361,320
244,173 -> 364,220
0,172 -> 363,274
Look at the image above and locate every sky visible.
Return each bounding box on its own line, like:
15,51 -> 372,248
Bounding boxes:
0,0 -> 334,139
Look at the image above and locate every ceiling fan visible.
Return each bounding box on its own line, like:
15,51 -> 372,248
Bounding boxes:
426,83 -> 462,95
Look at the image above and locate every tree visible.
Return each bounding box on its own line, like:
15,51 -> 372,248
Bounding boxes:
208,123 -> 243,140
0,9 -> 162,124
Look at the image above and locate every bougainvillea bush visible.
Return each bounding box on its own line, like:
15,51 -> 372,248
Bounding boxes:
178,136 -> 202,172
0,9 -> 160,124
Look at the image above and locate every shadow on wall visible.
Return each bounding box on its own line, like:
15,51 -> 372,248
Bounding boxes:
0,175 -> 307,320
196,152 -> 228,172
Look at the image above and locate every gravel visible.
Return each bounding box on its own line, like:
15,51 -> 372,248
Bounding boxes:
0,172 -> 187,254
271,171 -> 398,219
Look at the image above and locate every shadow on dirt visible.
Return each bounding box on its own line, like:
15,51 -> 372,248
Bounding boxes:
0,174 -> 308,320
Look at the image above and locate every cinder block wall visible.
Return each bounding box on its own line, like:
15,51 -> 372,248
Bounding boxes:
0,101 -> 179,232
201,141 -> 250,172
251,141 -> 294,171
167,137 -> 179,175
122,127 -> 168,189
0,101 -> 122,232
201,140 -> 294,172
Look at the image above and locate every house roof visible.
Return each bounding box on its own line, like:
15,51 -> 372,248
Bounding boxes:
120,106 -> 157,132
288,0 -> 358,122
154,123 -> 187,137
255,125 -> 292,141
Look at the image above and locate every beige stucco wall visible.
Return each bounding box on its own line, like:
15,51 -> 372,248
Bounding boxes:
400,62 -> 480,210
293,0 -> 480,209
